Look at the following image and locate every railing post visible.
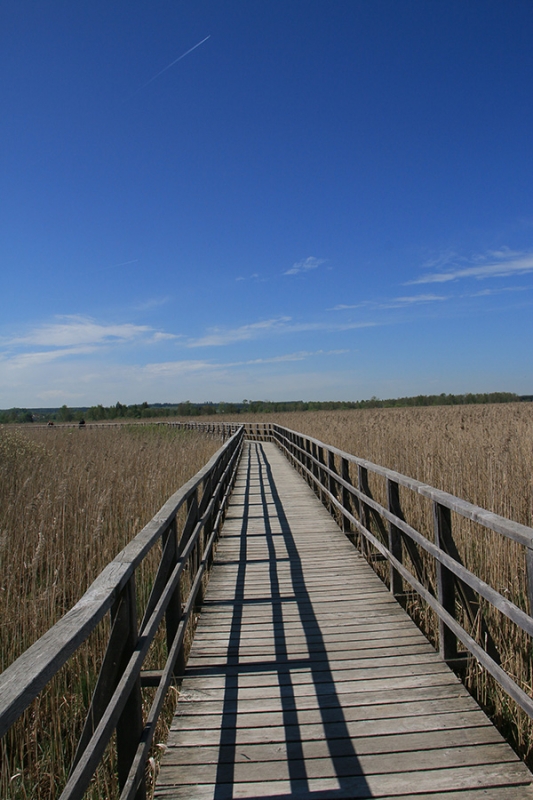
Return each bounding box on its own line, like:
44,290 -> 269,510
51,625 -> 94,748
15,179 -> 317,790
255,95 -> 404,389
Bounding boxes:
304,438 -> 311,476
328,450 -> 338,514
386,479 -> 403,597
357,466 -> 371,556
327,449 -> 335,494
196,473 -> 214,607
341,458 -> 356,540
69,578 -> 143,795
311,442 -> 318,483
316,446 -> 326,504
318,446 -> 325,483
175,490 -> 198,674
69,575 -> 145,796
433,501 -> 458,663
162,518 -> 181,675
116,575 -> 145,799
527,548 -> 533,618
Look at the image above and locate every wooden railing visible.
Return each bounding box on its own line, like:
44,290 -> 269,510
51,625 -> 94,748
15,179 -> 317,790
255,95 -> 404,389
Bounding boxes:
257,422 -> 533,723
0,426 -> 244,800
165,421 -> 241,438
33,420 -> 241,437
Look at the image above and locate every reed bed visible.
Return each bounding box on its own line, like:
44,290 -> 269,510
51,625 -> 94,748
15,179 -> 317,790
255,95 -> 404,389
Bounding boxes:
0,424 -> 220,799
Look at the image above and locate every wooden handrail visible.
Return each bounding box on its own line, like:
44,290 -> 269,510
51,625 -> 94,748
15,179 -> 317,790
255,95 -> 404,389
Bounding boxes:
0,426 -> 244,800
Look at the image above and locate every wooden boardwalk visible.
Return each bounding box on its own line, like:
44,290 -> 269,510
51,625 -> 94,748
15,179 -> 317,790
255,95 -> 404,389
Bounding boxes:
155,441 -> 533,799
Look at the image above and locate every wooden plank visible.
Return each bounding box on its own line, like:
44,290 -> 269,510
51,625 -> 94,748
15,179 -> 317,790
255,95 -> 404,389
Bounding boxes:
155,441 -> 533,800
165,710 -> 497,747
163,726 -> 505,764
175,683 -> 474,714
159,741 -> 521,782
173,698 -> 490,731
156,764 -> 533,800
155,768 -> 533,800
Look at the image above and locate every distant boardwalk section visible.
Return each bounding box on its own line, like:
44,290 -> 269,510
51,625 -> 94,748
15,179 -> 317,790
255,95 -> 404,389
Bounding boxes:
155,441 -> 533,799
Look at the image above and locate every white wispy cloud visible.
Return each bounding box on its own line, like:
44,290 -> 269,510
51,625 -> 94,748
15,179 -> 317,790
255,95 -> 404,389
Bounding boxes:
141,348 -> 349,376
236,273 -> 260,282
3,347 -> 99,368
134,296 -> 172,311
187,317 -> 376,347
330,294 -> 448,311
420,250 -> 459,270
150,332 -> 181,342
7,316 -> 151,348
38,389 -> 83,400
241,352 -> 310,365
330,303 -> 368,311
0,316 -> 181,370
236,349 -> 349,366
381,294 -> 450,309
188,317 -> 292,347
284,256 -> 326,276
468,286 -> 529,297
408,252 -> 533,285
286,320 -> 376,333
142,360 -> 215,377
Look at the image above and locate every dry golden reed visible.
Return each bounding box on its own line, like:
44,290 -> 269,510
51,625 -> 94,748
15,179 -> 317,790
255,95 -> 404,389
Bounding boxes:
263,403 -> 533,528
0,424 -> 220,799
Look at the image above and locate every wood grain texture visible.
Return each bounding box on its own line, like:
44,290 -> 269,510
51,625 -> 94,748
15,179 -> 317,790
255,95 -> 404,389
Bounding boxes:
155,441 -> 533,800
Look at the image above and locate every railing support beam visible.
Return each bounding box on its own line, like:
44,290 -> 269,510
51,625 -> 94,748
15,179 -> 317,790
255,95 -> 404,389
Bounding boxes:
434,502 -> 459,663
387,479 -> 404,597
116,576 -> 145,799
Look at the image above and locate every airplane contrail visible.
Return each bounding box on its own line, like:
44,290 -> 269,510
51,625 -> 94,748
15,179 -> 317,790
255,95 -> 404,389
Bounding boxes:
138,35 -> 211,91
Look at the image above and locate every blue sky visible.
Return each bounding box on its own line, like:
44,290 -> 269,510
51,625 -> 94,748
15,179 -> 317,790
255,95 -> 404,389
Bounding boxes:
1,0 -> 532,406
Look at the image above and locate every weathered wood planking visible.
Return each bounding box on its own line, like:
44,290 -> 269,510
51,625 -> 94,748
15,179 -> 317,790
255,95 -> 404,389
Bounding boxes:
155,442 -> 533,799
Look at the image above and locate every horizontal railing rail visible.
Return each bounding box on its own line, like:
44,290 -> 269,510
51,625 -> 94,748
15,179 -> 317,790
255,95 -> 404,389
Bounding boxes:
0,426 -> 244,800
28,420 -> 241,437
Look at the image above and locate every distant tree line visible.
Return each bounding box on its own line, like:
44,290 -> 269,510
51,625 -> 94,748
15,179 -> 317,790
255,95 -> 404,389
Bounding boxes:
0,392 -> 530,424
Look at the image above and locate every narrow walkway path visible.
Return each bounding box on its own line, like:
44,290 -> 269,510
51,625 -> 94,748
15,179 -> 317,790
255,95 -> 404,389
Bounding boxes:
155,442 -> 533,799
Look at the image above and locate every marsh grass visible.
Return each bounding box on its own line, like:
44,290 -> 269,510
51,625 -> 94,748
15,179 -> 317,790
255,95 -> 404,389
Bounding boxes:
0,424 -> 219,799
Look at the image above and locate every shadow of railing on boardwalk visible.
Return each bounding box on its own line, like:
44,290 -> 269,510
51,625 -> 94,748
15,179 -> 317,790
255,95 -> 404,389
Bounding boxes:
190,441 -> 371,798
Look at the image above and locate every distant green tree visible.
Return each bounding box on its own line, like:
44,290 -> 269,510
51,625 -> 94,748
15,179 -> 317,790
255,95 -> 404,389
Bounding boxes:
58,404 -> 73,422
87,404 -> 106,420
